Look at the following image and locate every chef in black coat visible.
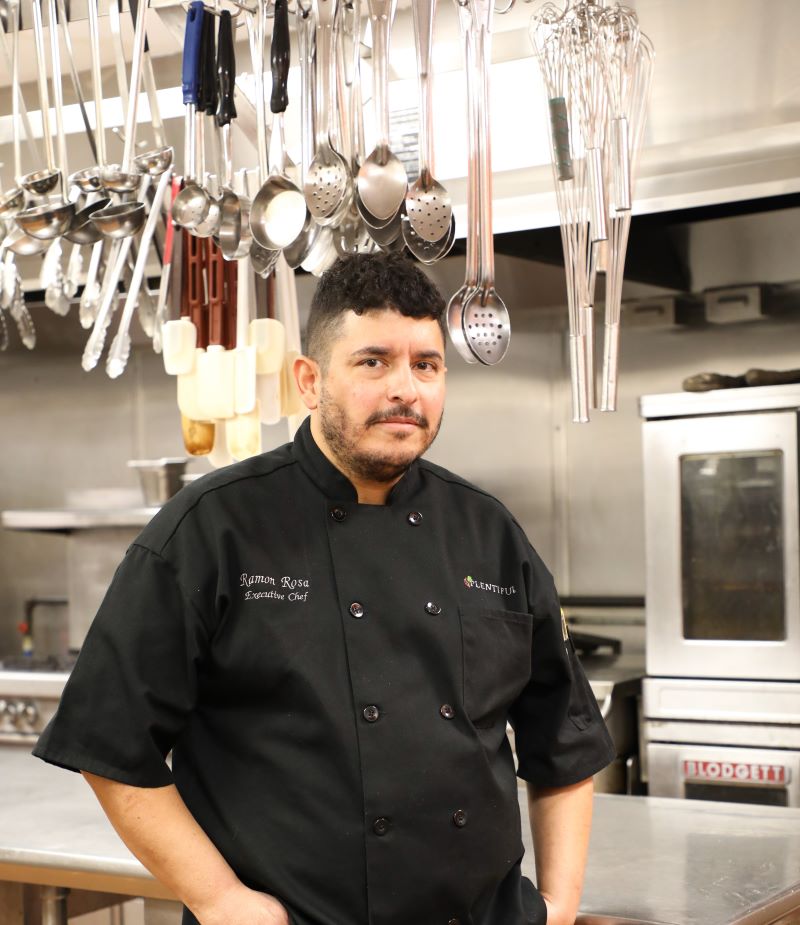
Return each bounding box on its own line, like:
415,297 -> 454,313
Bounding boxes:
35,252 -> 614,925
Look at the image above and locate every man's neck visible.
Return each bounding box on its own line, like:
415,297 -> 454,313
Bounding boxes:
310,416 -> 401,505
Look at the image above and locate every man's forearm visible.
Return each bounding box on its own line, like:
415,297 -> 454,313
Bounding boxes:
526,776 -> 594,925
81,773 -> 286,925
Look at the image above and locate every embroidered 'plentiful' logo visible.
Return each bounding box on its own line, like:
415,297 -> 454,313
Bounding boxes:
463,575 -> 516,596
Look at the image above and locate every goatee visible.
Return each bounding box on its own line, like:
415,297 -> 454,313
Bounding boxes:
319,389 -> 442,484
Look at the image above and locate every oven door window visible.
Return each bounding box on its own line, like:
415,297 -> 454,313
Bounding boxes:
681,450 -> 785,641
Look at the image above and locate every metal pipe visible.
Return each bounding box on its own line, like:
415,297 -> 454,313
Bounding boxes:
41,886 -> 68,925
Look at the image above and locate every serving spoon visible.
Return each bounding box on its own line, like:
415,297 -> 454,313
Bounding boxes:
356,0 -> 407,226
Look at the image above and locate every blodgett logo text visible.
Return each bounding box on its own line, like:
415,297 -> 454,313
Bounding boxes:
463,575 -> 516,596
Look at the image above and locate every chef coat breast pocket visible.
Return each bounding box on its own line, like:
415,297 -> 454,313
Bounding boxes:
459,606 -> 533,729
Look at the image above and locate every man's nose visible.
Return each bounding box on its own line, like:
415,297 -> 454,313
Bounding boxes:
386,364 -> 419,404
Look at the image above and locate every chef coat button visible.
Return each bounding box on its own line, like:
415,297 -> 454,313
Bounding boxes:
440,704 -> 455,720
373,817 -> 390,836
425,601 -> 442,615
407,511 -> 423,526
363,705 -> 380,723
452,809 -> 468,827
448,919 -> 460,925
349,602 -> 365,619
330,507 -> 347,522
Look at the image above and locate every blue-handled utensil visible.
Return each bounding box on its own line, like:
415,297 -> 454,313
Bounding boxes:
173,1 -> 212,229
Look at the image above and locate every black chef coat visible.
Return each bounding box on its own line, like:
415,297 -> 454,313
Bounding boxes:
34,417 -> 615,925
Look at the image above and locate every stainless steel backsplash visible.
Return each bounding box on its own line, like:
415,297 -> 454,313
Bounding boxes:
2,251 -> 800,654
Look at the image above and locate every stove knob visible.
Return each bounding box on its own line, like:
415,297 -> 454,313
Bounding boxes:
0,699 -> 7,715
9,701 -> 29,726
23,702 -> 38,724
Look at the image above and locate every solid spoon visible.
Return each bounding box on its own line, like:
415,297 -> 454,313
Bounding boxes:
356,0 -> 407,224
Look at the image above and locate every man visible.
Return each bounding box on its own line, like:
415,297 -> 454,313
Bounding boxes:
35,253 -> 614,925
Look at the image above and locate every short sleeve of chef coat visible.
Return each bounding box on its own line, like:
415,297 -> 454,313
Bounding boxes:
508,546 -> 616,788
33,542 -> 209,787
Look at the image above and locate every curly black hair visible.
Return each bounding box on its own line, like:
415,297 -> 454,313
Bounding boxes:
306,252 -> 447,367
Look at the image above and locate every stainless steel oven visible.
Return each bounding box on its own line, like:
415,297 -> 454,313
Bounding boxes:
644,676 -> 800,807
640,385 -> 800,680
648,741 -> 800,807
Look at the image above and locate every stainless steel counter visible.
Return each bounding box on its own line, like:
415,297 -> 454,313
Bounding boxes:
523,793 -> 800,925
2,748 -> 800,924
0,748 -> 172,900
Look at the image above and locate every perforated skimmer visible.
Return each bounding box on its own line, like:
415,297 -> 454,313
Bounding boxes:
303,0 -> 351,225
404,0 -> 452,244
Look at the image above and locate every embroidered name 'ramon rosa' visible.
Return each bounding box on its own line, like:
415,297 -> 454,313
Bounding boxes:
463,575 -> 516,596
240,572 -> 310,602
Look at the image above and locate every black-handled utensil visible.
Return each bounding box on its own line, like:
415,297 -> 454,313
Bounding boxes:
217,10 -> 237,127
249,0 -> 307,252
271,0 -> 290,114
197,11 -> 217,117
215,8 -> 251,260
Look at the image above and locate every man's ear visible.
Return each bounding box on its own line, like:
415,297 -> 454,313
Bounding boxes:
294,354 -> 322,410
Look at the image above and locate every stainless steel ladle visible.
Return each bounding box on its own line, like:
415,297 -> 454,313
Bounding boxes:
0,0 -> 25,218
172,2 -> 213,229
250,0 -> 307,252
16,0 -> 76,240
281,0 -> 326,269
19,0 -> 60,197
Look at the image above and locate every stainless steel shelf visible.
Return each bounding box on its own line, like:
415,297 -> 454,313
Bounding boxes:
1,509 -> 157,532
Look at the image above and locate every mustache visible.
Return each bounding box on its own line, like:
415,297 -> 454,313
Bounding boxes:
366,405 -> 429,428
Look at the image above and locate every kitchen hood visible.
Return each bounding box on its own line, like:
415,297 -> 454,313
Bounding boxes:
0,0 -> 797,296
5,0 -> 795,225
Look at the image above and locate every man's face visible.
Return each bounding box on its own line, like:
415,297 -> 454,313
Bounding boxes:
316,309 -> 446,483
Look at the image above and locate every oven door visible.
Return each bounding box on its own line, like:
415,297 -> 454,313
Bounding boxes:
648,741 -> 800,808
643,410 -> 800,680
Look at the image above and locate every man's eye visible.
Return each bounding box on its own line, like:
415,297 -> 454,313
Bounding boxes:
416,361 -> 437,372
361,358 -> 382,368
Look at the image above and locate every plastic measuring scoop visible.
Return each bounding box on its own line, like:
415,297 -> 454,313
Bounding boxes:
226,403 -> 262,461
181,413 -> 214,457
177,231 -> 214,455
249,317 -> 286,375
233,256 -> 257,414
196,239 -> 235,420
163,227 -> 199,374
177,349 -> 207,420
207,419 -> 234,468
275,253 -> 305,419
226,256 -> 261,460
249,274 -> 285,425
256,370 -> 282,426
